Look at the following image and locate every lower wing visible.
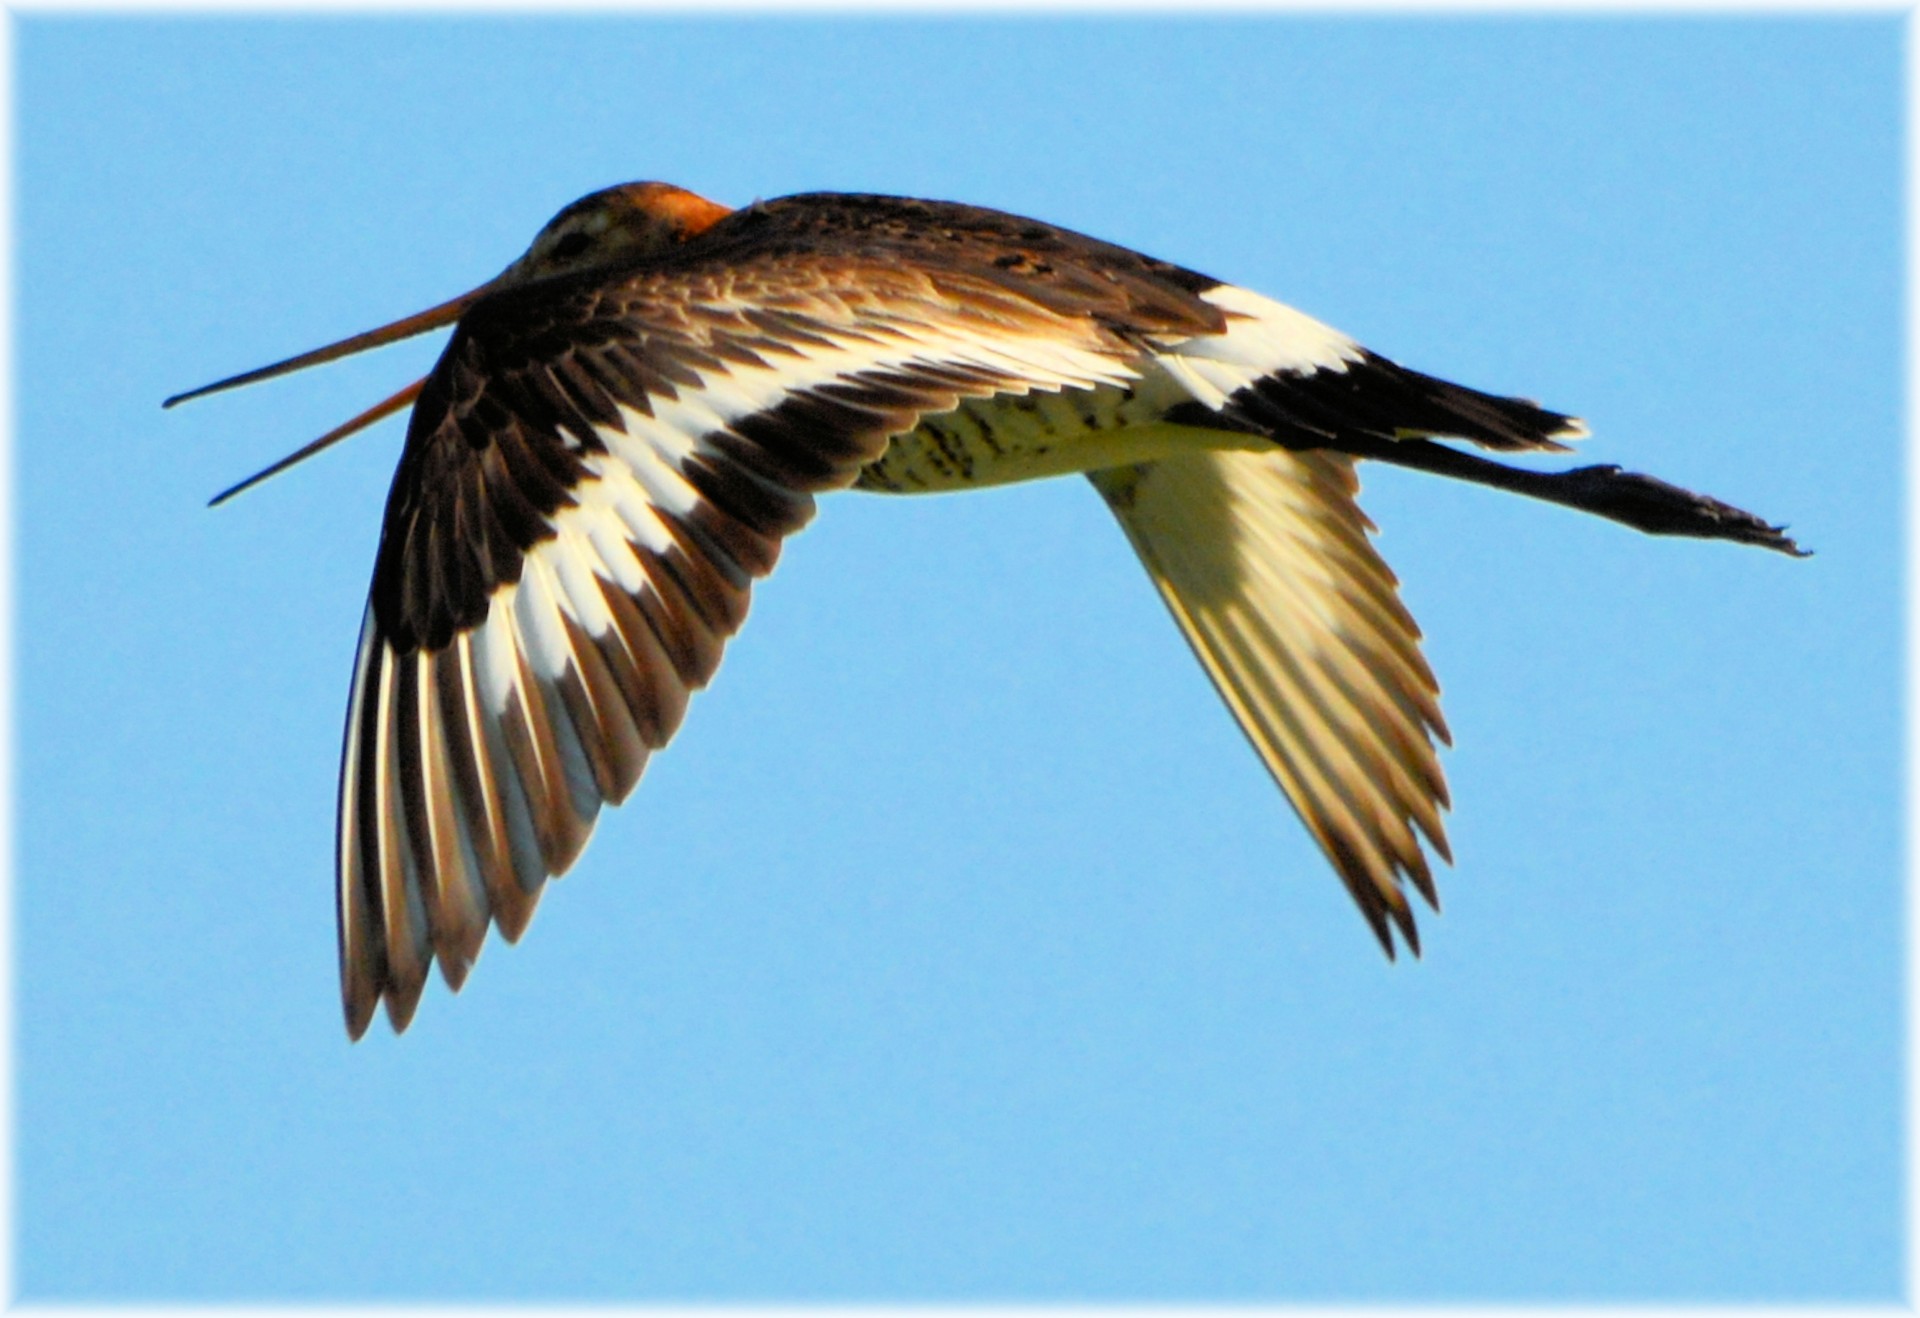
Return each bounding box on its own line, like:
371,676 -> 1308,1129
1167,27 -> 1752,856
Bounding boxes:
1089,448 -> 1452,954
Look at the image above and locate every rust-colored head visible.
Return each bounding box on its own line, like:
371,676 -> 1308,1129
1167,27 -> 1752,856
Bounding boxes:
499,182 -> 734,288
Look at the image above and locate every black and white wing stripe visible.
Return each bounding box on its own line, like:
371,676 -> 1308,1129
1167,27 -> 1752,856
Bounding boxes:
336,222 -> 1228,1037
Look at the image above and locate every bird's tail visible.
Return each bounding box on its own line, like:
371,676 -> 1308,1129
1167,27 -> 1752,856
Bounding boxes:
1088,449 -> 1453,956
1195,329 -> 1804,555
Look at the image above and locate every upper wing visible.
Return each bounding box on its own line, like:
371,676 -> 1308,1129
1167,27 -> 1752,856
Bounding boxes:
1090,449 -> 1451,955
338,204 -> 1230,1037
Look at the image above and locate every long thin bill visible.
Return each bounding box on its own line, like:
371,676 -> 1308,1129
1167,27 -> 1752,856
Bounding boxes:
164,284 -> 490,410
208,376 -> 428,507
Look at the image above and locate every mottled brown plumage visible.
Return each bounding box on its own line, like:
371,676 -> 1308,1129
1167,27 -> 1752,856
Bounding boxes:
169,182 -> 1801,1038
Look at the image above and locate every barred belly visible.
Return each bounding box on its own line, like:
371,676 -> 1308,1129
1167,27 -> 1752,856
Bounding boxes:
855,377 -> 1265,494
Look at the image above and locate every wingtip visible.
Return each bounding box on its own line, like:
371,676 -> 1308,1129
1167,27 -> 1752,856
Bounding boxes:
343,993 -> 376,1042
1773,527 -> 1813,559
1405,853 -> 1441,911
1360,901 -> 1397,961
1552,413 -> 1590,444
492,891 -> 541,944
435,925 -> 486,991
1387,898 -> 1422,958
383,981 -> 427,1034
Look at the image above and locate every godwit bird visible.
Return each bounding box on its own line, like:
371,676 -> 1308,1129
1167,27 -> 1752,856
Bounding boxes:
168,182 -> 1803,1038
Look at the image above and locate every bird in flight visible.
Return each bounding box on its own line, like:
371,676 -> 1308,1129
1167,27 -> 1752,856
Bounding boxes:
169,182 -> 1803,1038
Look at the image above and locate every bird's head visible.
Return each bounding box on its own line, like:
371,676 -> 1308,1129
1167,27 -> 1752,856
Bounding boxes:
167,182 -> 734,504
499,182 -> 735,288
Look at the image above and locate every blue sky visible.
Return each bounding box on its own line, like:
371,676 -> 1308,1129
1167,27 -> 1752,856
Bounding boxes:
13,14 -> 1904,1301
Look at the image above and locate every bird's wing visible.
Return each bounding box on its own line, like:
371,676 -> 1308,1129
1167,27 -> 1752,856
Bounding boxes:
337,192 -> 1583,1034
339,214 -> 1233,1037
1090,448 -> 1451,955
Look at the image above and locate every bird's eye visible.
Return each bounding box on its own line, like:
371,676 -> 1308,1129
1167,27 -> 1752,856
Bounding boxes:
551,231 -> 592,261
